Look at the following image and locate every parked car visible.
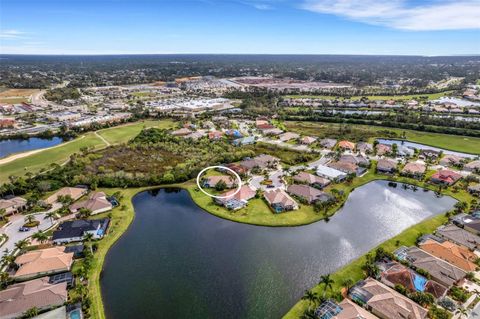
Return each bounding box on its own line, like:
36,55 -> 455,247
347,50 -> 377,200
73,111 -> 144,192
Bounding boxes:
18,227 -> 30,232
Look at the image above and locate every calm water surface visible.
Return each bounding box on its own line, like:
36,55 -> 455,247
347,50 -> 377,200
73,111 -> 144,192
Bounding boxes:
0,137 -> 64,158
101,181 -> 456,319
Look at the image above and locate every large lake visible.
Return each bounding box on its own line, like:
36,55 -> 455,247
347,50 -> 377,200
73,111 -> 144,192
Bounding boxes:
0,137 -> 64,158
101,181 -> 456,319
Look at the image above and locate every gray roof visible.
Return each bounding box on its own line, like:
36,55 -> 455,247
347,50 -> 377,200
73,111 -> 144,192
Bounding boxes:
436,224 -> 480,250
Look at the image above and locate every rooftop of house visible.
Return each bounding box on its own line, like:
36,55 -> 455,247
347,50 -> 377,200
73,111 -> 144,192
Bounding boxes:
69,191 -> 112,213
217,185 -> 256,203
377,158 -> 397,170
402,162 -> 426,174
287,184 -> 332,203
419,239 -> 477,272
293,171 -> 330,187
436,224 -> 480,250
350,278 -> 427,319
44,187 -> 87,205
52,218 -> 109,241
264,189 -> 297,208
328,161 -> 358,174
0,196 -> 27,209
14,247 -> 74,278
0,277 -> 68,319
300,136 -> 317,144
431,169 -> 462,183
338,140 -> 355,150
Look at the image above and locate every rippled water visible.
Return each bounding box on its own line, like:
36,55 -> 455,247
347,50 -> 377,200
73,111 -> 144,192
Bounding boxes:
101,181 -> 456,319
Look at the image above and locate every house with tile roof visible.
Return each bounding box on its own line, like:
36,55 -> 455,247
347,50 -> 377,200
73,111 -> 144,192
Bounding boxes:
436,224 -> 480,251
287,184 -> 332,204
264,189 -> 298,213
203,175 -> 237,188
278,132 -> 300,142
215,185 -> 256,210
320,138 -> 337,149
69,191 -> 112,215
13,247 -> 74,281
349,278 -> 428,319
376,159 -> 397,174
419,239 -> 477,272
0,277 -> 68,319
377,260 -> 447,300
401,162 -> 426,179
376,144 -> 391,156
315,299 -> 379,319
439,154 -> 463,167
430,169 -> 462,186
299,136 -> 317,145
0,196 -> 27,216
43,187 -> 88,205
394,246 -> 466,287
356,142 -> 373,154
293,172 -> 330,189
465,160 -> 480,173
338,140 -> 355,151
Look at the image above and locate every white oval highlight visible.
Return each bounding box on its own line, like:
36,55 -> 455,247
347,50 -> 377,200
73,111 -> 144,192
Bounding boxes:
196,165 -> 242,199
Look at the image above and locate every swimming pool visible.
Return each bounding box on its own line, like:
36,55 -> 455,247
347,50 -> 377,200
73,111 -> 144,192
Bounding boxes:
413,273 -> 427,292
69,309 -> 82,319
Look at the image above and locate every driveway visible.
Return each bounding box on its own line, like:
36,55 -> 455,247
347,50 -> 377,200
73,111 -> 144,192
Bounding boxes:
249,170 -> 286,191
0,203 -> 61,259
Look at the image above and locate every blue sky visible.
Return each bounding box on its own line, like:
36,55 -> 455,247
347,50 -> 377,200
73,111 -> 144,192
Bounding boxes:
0,0 -> 479,55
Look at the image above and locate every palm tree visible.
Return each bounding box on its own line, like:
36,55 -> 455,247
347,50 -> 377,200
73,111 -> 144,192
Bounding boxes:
0,208 -> 6,221
84,232 -> 94,252
319,274 -> 335,298
15,239 -> 29,252
342,278 -> 354,292
301,290 -> 318,311
300,309 -> 317,319
75,283 -> 88,302
45,211 -> 57,224
456,307 -> 469,319
24,214 -> 37,225
32,231 -> 49,244
1,253 -> 15,268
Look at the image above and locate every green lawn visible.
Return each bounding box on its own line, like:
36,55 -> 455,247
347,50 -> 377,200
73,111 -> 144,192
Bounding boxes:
97,119 -> 175,144
285,121 -> 480,155
0,119 -> 175,183
285,91 -> 453,101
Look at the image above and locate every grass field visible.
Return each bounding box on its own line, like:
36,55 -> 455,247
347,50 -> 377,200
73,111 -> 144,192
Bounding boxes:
285,91 -> 453,101
0,119 -> 175,182
0,88 -> 40,104
285,121 -> 480,155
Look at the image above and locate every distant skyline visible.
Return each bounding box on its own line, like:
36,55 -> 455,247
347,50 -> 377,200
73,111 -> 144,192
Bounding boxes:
1,0 -> 479,56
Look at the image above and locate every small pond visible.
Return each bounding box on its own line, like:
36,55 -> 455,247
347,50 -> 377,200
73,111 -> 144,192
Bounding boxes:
377,138 -> 478,158
0,137 -> 64,158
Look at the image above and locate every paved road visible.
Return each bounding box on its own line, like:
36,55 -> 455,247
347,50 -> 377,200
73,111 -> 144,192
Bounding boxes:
0,204 -> 61,259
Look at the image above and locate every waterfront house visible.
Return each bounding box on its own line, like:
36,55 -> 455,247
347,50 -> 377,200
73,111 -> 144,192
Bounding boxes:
451,213 -> 480,235
279,132 -> 300,142
320,138 -> 337,149
52,218 -> 110,244
0,196 -> 27,216
299,136 -> 317,145
13,247 -> 74,281
338,140 -> 355,151
377,260 -> 447,299
465,160 -> 480,173
436,224 -> 480,251
349,278 -> 427,319
215,185 -> 256,210
401,162 -> 426,179
468,184 -> 480,196
439,154 -> 463,167
0,277 -> 68,319
43,187 -> 88,206
264,189 -> 298,213
394,246 -> 466,287
287,184 -> 332,204
376,144 -> 391,156
376,159 -> 397,174
203,175 -> 237,188
419,239 -> 477,272
316,165 -> 347,181
356,142 -> 373,154
430,169 -> 462,186
69,191 -> 112,215
315,299 -> 379,319
339,154 -> 370,167
328,161 -> 363,176
419,149 -> 441,160
293,172 -> 330,189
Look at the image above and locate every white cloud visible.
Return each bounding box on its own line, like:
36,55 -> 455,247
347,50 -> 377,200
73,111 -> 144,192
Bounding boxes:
0,29 -> 27,39
301,0 -> 480,30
